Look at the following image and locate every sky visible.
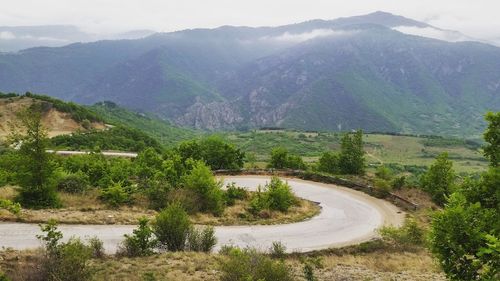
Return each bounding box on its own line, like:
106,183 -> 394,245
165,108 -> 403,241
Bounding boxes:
1,0 -> 500,42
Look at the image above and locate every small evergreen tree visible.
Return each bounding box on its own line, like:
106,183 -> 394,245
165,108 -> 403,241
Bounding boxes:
338,130 -> 365,175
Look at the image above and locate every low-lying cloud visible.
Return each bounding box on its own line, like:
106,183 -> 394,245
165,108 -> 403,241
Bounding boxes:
392,26 -> 470,43
261,29 -> 357,43
0,31 -> 69,42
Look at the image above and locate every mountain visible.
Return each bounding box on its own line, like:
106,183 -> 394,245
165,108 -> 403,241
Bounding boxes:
0,12 -> 499,137
0,25 -> 155,52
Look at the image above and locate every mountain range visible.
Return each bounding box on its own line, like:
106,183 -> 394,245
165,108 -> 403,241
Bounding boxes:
0,11 -> 499,137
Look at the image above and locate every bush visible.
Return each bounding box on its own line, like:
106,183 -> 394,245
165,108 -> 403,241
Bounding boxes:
182,161 -> 225,215
166,188 -> 201,214
219,247 -> 293,281
420,152 -> 455,205
187,226 -> 217,252
119,217 -> 157,257
100,181 -> 133,208
266,177 -> 296,212
153,203 -> 192,251
317,151 -> 340,174
269,241 -> 286,259
268,147 -> 306,170
248,187 -> 270,215
375,165 -> 393,180
379,218 -> 424,247
36,220 -> 93,281
374,178 -> 392,195
391,175 -> 406,190
88,236 -> 105,259
144,180 -> 171,211
224,182 -> 248,206
57,172 -> 89,193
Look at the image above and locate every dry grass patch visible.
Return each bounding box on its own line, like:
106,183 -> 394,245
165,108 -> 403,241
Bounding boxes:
0,187 -> 320,225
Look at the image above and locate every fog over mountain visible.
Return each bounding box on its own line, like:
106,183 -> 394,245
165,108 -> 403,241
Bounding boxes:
0,11 -> 499,137
0,25 -> 154,52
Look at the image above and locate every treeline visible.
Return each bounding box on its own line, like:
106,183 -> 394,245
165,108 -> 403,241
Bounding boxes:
50,126 -> 163,152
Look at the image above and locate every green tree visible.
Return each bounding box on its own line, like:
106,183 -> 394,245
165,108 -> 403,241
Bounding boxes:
153,203 -> 192,251
338,130 -> 365,175
483,111 -> 500,167
10,104 -> 60,208
420,152 -> 455,206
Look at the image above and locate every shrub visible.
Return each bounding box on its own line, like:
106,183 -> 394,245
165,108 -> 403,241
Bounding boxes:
379,217 -> 424,247
153,203 -> 192,251
144,180 -> 171,211
269,241 -> 286,259
374,178 -> 392,195
0,199 -> 21,214
317,151 -> 340,174
182,161 -> 225,215
266,177 -> 296,212
268,147 -> 306,170
219,247 -> 293,281
36,220 -> 93,281
187,226 -> 217,252
248,187 -> 270,215
100,181 -> 132,208
391,175 -> 406,190
88,236 -> 105,259
57,172 -> 89,193
166,188 -> 201,214
224,182 -> 248,206
119,217 -> 157,257
375,165 -> 393,180
420,152 -> 455,205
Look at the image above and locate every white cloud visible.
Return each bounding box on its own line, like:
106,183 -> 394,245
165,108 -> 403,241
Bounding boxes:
392,26 -> 470,42
261,29 -> 356,43
0,31 -> 16,40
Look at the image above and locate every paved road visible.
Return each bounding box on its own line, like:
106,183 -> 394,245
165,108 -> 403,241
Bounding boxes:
0,176 -> 404,253
46,150 -> 138,158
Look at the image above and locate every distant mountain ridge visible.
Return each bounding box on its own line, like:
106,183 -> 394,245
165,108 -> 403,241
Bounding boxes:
0,12 -> 498,137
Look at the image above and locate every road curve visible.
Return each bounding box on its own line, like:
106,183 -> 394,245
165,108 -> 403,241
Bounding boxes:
0,176 -> 404,253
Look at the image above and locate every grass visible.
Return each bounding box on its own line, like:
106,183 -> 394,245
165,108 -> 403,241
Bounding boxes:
0,187 -> 320,226
0,245 -> 445,281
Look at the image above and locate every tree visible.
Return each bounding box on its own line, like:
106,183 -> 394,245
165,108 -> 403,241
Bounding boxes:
483,111 -> 500,167
9,103 -> 60,208
420,152 -> 455,206
338,130 -> 365,175
153,203 -> 192,251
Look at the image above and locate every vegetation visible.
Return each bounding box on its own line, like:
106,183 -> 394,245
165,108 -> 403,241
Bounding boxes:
9,103 -> 60,208
51,126 -> 162,152
420,152 -> 455,206
177,136 -> 245,170
120,217 -> 157,257
219,247 -> 293,281
249,177 -> 297,214
483,112 -> 499,167
430,112 -> 500,281
268,147 -> 306,170
316,130 -> 365,175
153,203 -> 192,251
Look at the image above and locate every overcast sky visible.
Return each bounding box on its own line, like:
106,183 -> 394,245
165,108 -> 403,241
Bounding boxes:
1,0 -> 499,41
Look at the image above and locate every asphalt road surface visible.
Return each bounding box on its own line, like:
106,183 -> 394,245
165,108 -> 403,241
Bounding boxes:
0,176 -> 404,253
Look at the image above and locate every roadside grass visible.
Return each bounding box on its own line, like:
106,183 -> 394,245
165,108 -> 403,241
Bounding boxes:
0,244 -> 445,281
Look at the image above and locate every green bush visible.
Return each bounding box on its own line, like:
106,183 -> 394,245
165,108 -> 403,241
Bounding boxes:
268,147 -> 306,170
187,226 -> 217,252
266,177 -> 296,212
248,187 -> 270,215
182,161 -> 225,215
166,188 -> 201,214
119,217 -> 157,257
88,236 -> 105,259
317,151 -> 340,174
420,152 -> 455,206
375,165 -> 393,180
100,181 -> 133,208
269,241 -> 286,259
57,172 -> 89,193
219,247 -> 293,281
153,203 -> 192,251
379,218 -> 424,247
224,182 -> 248,206
144,180 -> 171,211
36,220 -> 93,281
391,175 -> 406,190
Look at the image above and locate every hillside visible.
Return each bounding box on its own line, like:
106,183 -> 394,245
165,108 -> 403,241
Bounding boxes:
0,12 -> 499,136
0,93 -> 105,139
